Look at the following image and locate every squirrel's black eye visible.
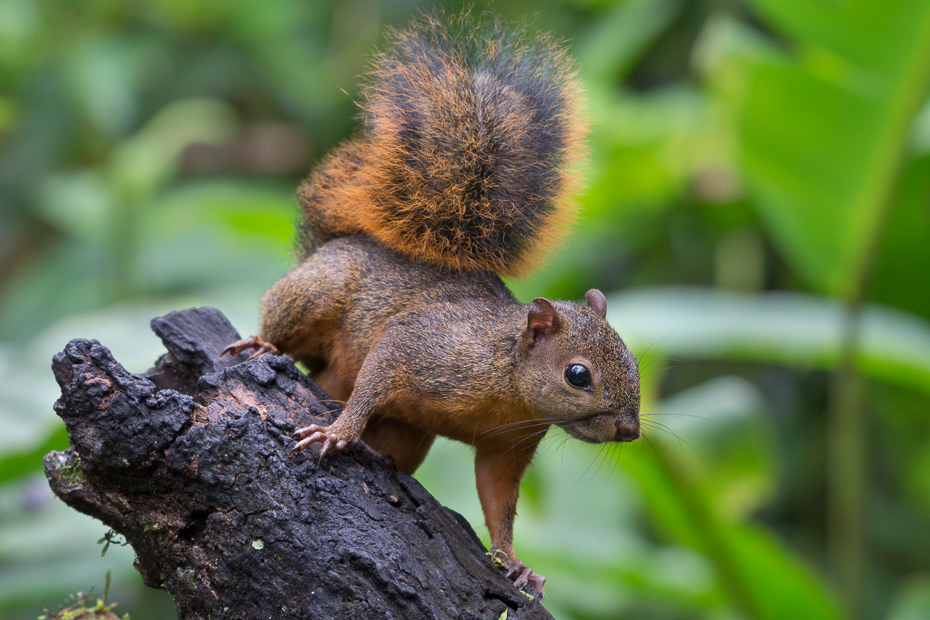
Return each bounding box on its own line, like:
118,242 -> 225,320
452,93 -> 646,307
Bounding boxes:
564,364 -> 592,389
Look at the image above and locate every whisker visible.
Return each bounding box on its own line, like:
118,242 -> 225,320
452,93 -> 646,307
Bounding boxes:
640,429 -> 662,463
638,365 -> 676,379
477,412 -> 603,442
604,443 -> 621,486
478,414 -> 580,438
480,416 -> 563,434
633,334 -> 677,366
645,413 -> 715,423
644,422 -> 705,465
537,429 -> 570,459
499,416 -> 608,456
576,443 -> 607,484
476,420 -> 560,443
642,419 -> 677,434
308,406 -> 343,417
590,444 -> 612,482
317,398 -> 348,406
500,429 -> 552,457
636,358 -> 662,376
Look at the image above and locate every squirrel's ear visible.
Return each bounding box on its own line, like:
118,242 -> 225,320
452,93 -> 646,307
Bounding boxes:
527,298 -> 558,346
585,289 -> 607,320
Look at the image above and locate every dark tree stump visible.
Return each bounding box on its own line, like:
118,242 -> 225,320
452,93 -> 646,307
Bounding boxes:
45,307 -> 552,620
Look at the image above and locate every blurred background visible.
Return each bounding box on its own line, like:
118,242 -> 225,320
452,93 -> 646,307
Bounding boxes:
1,0 -> 929,618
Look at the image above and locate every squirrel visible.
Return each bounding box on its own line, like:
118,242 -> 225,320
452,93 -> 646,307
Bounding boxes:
223,12 -> 641,599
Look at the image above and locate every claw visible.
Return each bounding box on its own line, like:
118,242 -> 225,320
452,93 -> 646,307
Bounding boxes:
288,424 -> 348,461
496,553 -> 546,600
292,424 -> 325,441
221,334 -> 280,359
511,566 -> 533,590
288,431 -> 323,457
526,573 -> 546,599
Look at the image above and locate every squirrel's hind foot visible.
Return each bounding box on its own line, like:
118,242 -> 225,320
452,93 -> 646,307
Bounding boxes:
289,424 -> 348,460
496,553 -> 546,600
221,334 -> 280,359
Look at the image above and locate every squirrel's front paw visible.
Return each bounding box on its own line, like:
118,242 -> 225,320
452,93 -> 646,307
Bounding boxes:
221,334 -> 280,359
289,424 -> 349,459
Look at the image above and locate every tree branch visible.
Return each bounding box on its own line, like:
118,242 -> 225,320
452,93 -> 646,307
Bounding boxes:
45,307 -> 551,620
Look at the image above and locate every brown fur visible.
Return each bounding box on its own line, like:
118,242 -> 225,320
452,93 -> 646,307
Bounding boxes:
258,237 -> 640,576
297,13 -> 586,275
249,14 -> 635,594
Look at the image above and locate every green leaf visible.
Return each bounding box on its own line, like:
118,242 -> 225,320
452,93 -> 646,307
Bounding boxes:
144,180 -> 297,256
109,98 -> 237,204
621,379 -> 843,620
416,431 -> 720,617
699,4 -> 930,296
582,86 -> 711,218
0,425 -> 67,485
577,0 -> 681,85
868,155 -> 930,320
722,525 -> 842,620
645,376 -> 776,521
606,287 -> 930,395
0,497 -> 163,613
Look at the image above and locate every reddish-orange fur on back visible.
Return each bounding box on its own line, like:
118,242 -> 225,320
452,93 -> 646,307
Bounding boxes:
297,12 -> 586,276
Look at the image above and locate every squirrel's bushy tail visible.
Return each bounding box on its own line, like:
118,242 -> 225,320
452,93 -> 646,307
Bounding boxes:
297,12 -> 586,276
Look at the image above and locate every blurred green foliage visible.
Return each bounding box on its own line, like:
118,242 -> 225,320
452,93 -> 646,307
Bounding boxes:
1,1 -> 929,619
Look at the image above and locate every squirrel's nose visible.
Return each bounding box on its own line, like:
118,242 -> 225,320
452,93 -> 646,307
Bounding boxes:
615,417 -> 640,442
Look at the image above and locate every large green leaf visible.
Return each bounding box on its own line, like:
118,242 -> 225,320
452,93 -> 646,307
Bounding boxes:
623,378 -> 843,620
606,287 -> 930,395
699,3 -> 930,296
576,0 -> 681,85
415,430 -> 723,619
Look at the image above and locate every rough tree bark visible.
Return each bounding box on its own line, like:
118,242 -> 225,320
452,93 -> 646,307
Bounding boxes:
44,307 -> 553,620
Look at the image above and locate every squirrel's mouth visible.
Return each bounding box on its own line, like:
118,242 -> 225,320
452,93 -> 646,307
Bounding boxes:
559,412 -> 640,444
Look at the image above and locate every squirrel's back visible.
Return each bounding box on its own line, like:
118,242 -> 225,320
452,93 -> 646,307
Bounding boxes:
297,12 -> 586,276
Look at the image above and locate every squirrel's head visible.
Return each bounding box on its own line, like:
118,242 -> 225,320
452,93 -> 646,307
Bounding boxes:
516,289 -> 640,444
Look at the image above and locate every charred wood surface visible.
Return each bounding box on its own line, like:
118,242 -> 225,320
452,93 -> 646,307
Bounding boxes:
45,307 -> 552,620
